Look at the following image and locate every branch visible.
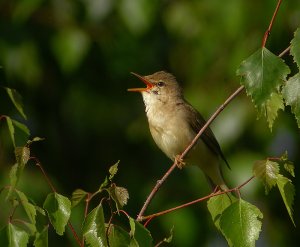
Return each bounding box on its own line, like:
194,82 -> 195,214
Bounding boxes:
262,0 -> 283,47
136,85 -> 245,221
140,176 -> 255,222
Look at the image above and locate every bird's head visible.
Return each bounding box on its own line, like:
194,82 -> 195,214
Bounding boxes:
128,71 -> 183,106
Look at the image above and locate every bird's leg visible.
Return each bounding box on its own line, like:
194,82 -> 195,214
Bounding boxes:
175,155 -> 186,169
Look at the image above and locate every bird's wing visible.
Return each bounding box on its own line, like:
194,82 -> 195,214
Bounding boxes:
184,102 -> 230,169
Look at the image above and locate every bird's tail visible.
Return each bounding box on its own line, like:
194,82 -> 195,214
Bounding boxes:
206,176 -> 229,192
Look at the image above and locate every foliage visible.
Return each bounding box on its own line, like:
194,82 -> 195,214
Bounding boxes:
0,0 -> 299,246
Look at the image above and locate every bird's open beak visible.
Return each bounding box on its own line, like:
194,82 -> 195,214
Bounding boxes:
128,72 -> 154,92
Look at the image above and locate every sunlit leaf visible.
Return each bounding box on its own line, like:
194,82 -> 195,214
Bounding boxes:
109,161 -> 119,181
291,27 -> 300,67
107,224 -> 130,247
15,146 -> 30,166
219,199 -> 263,247
276,175 -> 295,226
263,92 -> 284,130
237,47 -> 290,118
33,226 -> 48,247
82,204 -> 108,247
282,73 -> 300,128
284,162 -> 295,177
43,193 -> 71,235
0,223 -> 29,247
71,189 -> 88,208
162,226 -> 174,244
109,184 -> 129,211
5,87 -> 27,120
27,137 -> 45,145
129,218 -> 152,247
207,193 -> 236,230
253,159 -> 279,193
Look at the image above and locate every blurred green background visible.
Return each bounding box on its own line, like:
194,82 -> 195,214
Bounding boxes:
0,0 -> 299,246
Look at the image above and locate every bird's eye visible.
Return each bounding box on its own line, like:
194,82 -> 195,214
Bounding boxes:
157,81 -> 165,87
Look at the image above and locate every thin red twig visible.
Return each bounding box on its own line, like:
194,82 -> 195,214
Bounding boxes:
141,176 -> 255,222
262,0 -> 283,47
32,157 -> 57,193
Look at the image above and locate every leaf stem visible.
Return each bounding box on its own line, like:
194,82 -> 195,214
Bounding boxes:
278,45 -> 291,58
32,157 -> 57,193
262,0 -> 283,47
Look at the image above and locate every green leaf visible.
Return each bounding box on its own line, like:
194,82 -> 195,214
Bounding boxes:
107,224 -> 131,247
253,159 -> 279,193
276,175 -> 295,226
34,226 -> 48,247
109,161 -> 120,181
237,47 -> 290,115
0,223 -> 29,247
161,226 -> 174,244
11,120 -> 30,138
264,92 -> 284,130
99,177 -> 109,191
109,184 -> 129,211
5,116 -> 15,147
129,218 -> 152,247
43,192 -> 71,235
27,137 -> 45,145
282,73 -> 300,128
291,27 -> 300,67
284,162 -> 295,177
5,87 -> 27,120
82,204 -> 108,247
9,163 -> 19,189
15,146 -> 30,166
71,189 -> 88,208
15,190 -> 37,226
207,193 -> 236,230
219,199 -> 263,247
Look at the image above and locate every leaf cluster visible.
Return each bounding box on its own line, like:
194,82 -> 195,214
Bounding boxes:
237,28 -> 300,130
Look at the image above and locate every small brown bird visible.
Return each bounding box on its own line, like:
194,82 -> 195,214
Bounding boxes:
128,71 -> 229,190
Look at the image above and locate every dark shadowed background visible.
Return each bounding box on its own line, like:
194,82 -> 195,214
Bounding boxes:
0,0 -> 299,246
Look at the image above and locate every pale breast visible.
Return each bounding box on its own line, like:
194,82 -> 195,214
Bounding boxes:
147,104 -> 194,160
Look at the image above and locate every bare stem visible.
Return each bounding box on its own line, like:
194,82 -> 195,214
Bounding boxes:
278,45 -> 291,58
136,85 -> 245,221
68,222 -> 83,247
140,176 -> 255,222
262,0 -> 283,47
32,157 -> 57,193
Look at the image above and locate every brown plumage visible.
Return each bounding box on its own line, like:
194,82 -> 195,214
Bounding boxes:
128,71 -> 229,190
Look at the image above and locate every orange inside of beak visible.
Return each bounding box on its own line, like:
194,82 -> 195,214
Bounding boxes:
128,72 -> 154,92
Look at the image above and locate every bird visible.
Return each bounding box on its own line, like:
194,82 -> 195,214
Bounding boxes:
128,71 -> 229,191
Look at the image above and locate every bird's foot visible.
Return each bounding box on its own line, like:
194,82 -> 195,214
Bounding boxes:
175,155 -> 186,169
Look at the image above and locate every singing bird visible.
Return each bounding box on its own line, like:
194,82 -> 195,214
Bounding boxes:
128,71 -> 229,190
